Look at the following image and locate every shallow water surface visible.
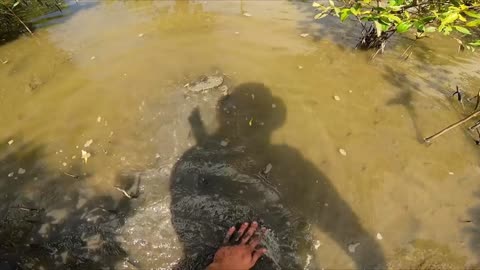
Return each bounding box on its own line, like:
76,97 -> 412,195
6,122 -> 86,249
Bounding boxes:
1,1 -> 480,269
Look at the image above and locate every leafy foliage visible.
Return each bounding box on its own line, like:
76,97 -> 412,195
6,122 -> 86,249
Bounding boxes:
314,0 -> 480,51
0,0 -> 64,41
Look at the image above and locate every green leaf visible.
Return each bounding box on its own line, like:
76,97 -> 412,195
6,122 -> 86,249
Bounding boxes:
442,13 -> 459,25
466,20 -> 480,27
329,0 -> 335,7
340,10 -> 351,21
396,22 -> 412,33
453,26 -> 471,35
468,40 -> 480,46
374,21 -> 383,37
386,14 -> 402,23
12,0 -> 20,8
350,7 -> 359,16
463,10 -> 480,19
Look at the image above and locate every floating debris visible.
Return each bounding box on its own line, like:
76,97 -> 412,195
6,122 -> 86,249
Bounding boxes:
220,140 -> 229,147
298,65 -> 303,70
339,148 -> 347,156
219,85 -> 229,95
348,90 -> 353,93
376,233 -> 383,240
121,157 -> 126,161
314,240 -> 321,250
18,168 -> 26,174
62,162 -> 67,167
448,171 -> 454,175
186,75 -> 224,92
333,95 -> 341,101
7,139 -> 14,145
138,33 -> 144,37
8,172 -> 14,177
264,163 -> 273,174
90,56 -> 96,60
81,150 -> 91,163
155,153 -> 161,158
72,155 -> 76,159
234,31 -> 240,35
348,242 -> 360,253
84,139 -> 93,148
300,33 -> 309,38
272,103 -> 277,108
249,117 -> 254,126
97,116 -> 102,123
243,12 -> 252,17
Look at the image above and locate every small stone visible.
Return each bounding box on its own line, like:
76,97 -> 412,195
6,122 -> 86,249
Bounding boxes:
272,104 -> 277,108
90,56 -> 96,60
376,233 -> 383,240
220,140 -> 229,147
7,140 -> 14,145
84,139 -> 93,148
243,12 -> 252,17
333,95 -> 341,101
348,242 -> 360,253
339,148 -> 347,156
18,168 -> 26,174
314,240 -> 321,250
300,33 -> 309,38
138,33 -> 144,37
97,116 -> 102,123
264,163 -> 273,174
8,172 -> 14,177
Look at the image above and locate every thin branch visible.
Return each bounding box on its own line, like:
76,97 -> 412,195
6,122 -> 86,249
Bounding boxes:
424,110 -> 480,143
5,5 -> 33,35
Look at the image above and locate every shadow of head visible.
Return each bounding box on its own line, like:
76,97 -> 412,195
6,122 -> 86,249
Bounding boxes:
216,83 -> 286,142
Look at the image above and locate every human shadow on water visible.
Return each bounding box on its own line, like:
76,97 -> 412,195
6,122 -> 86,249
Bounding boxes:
0,137 -> 135,269
170,83 -> 386,269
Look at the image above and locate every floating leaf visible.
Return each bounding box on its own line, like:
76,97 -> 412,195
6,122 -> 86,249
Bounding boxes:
249,117 -> 253,126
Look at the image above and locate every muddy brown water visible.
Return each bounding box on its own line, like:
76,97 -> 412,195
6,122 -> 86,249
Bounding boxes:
1,0 -> 480,269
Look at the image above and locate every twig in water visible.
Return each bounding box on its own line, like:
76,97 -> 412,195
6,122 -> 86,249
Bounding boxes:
424,110 -> 480,143
114,186 -> 132,199
64,172 -> 79,179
